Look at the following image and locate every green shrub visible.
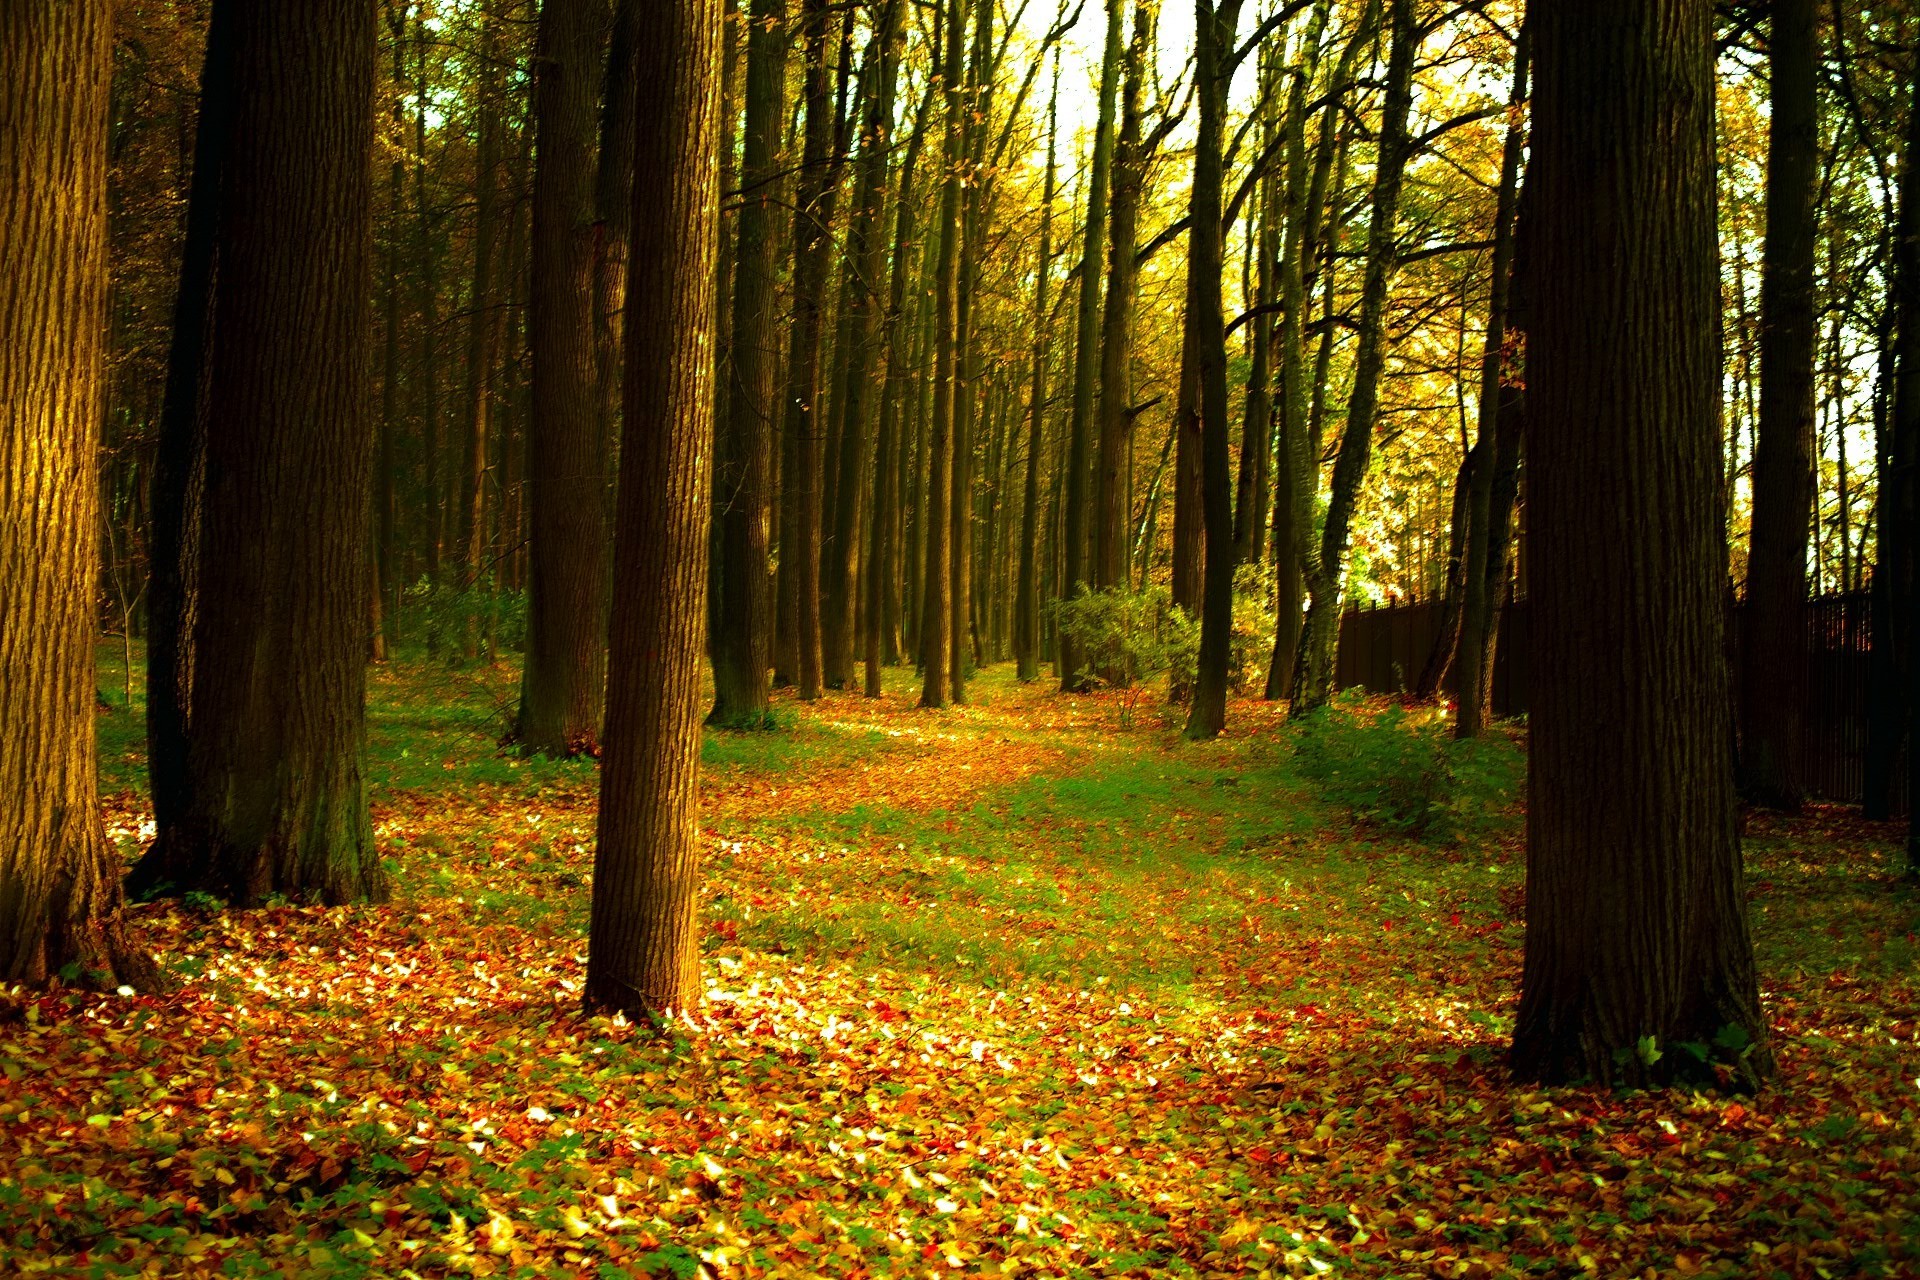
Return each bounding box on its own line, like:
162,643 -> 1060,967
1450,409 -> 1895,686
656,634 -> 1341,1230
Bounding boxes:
398,576 -> 527,657
1290,691 -> 1522,842
1230,562 -> 1275,694
1049,585 -> 1200,727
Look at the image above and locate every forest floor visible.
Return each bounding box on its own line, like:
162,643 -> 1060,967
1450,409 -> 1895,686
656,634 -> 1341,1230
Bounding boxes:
2,649 -> 1917,1278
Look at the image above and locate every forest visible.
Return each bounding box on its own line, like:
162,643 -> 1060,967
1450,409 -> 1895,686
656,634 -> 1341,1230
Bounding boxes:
2,0 -> 1918,1275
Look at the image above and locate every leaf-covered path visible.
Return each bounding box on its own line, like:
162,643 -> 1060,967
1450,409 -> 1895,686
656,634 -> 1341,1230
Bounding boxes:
6,659 -> 1918,1277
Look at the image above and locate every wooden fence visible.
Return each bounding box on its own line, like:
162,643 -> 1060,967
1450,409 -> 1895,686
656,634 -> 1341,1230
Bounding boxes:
1335,591 -> 1905,813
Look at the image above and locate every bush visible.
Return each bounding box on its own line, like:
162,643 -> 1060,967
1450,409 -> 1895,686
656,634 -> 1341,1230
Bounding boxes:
398,576 -> 527,657
1049,585 -> 1200,727
1229,562 -> 1275,694
1290,691 -> 1522,843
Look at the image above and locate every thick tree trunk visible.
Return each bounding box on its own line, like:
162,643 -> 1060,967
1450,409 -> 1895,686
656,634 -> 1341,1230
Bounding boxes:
0,0 -> 155,987
1513,0 -> 1769,1088
1058,0 -> 1124,692
1739,0 -> 1818,809
708,0 -> 786,727
519,0 -> 611,755
130,0 -> 384,907
1094,1 -> 1148,601
586,0 -> 720,1020
920,0 -> 967,707
1015,73 -> 1060,683
1184,0 -> 1242,741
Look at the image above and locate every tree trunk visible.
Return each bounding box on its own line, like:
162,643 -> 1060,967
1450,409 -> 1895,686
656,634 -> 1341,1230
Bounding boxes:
1015,70 -> 1060,683
1739,0 -> 1818,809
130,0 -> 384,908
1512,0 -> 1770,1089
1184,0 -> 1242,741
0,0 -> 156,986
586,0 -> 721,1020
708,0 -> 785,727
1058,0 -> 1123,692
866,13 -> 923,699
1454,26 -> 1529,738
918,0 -> 966,707
519,0 -> 611,754
1291,0 -> 1416,716
1094,1 -> 1149,602
460,0 -> 506,654
774,0 -> 834,702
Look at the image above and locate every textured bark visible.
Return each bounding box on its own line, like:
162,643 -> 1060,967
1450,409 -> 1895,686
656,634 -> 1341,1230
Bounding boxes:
586,0 -> 720,1020
1454,27 -> 1528,739
709,0 -> 786,727
919,0 -> 965,708
1058,0 -> 1123,693
773,0 -> 834,702
130,0 -> 383,907
1513,0 -> 1769,1088
0,0 -> 155,987
1291,0 -> 1416,716
1093,1 -> 1148,598
415,12 -> 446,596
519,0 -> 611,755
1015,73 -> 1060,683
1184,0 -> 1243,741
1739,0 -> 1818,809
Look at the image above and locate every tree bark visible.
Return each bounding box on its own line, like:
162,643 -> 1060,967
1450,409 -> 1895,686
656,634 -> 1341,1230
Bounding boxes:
0,0 -> 156,986
519,0 -> 612,755
1454,26 -> 1529,739
1513,0 -> 1769,1088
919,0 -> 966,708
774,0 -> 834,702
1058,0 -> 1124,692
709,0 -> 786,727
1184,0 -> 1243,740
1290,0 -> 1416,716
130,0 -> 384,907
1015,69 -> 1061,683
586,0 -> 721,1020
1739,0 -> 1818,809
459,0 -> 506,653
1094,1 -> 1149,601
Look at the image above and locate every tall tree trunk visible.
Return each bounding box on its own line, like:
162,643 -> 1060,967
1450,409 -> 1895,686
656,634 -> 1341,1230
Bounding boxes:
866,13 -> 922,699
1184,0 -> 1243,740
948,0 -> 993,702
519,0 -> 612,754
1,0 -> 155,986
1094,1 -> 1149,601
1454,26 -> 1529,739
1015,68 -> 1060,682
415,11 -> 446,610
130,0 -> 384,907
1291,0 -> 1416,716
1739,0 -> 1818,809
1059,0 -> 1124,692
1865,63 -> 1920,818
775,0 -> 834,701
378,1 -> 407,656
920,0 -> 965,707
460,0 -> 506,657
709,0 -> 786,726
586,0 -> 721,1020
595,0 -> 639,577
1513,0 -> 1769,1088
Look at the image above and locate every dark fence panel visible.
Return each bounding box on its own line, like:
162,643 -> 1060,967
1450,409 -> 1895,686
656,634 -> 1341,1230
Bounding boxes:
1335,591 -> 1904,813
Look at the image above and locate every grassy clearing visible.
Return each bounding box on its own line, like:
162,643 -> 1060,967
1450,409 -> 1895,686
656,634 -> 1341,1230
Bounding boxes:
4,649 -> 1914,1278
